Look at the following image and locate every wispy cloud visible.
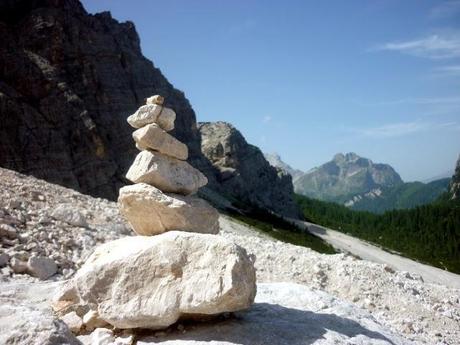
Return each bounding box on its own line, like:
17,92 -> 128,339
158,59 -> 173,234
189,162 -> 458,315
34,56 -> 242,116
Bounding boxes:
354,121 -> 459,138
429,1 -> 460,20
352,96 -> 460,107
433,65 -> 460,76
262,115 -> 272,123
374,33 -> 460,59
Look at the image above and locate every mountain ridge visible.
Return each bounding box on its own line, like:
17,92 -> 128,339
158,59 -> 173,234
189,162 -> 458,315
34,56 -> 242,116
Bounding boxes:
264,152 -> 304,181
294,152 -> 403,202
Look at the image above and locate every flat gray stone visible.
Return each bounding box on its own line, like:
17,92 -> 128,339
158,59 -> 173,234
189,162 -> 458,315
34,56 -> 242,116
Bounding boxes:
137,283 -> 410,345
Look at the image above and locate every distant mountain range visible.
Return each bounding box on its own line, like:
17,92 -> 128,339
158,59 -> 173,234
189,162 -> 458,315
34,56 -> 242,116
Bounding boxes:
266,152 -> 451,213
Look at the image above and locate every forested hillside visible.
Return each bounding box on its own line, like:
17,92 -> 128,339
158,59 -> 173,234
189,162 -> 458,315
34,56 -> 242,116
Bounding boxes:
348,178 -> 450,213
295,194 -> 460,273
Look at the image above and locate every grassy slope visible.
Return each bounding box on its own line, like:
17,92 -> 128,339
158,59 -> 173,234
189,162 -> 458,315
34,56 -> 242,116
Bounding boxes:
226,208 -> 336,255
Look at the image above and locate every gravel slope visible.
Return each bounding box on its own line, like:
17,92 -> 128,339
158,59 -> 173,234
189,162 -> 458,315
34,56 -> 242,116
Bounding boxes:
0,168 -> 459,344
220,216 -> 460,345
291,220 -> 460,289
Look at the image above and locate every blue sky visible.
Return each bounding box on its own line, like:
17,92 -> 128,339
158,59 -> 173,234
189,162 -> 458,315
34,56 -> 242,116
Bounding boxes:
82,0 -> 460,181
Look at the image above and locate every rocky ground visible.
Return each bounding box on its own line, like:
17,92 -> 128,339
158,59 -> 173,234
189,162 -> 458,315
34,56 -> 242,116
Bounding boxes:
1,167 -> 459,344
0,168 -> 132,282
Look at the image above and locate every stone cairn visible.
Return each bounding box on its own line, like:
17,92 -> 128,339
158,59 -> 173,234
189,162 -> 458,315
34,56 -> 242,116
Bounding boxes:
53,96 -> 256,333
118,94 -> 219,236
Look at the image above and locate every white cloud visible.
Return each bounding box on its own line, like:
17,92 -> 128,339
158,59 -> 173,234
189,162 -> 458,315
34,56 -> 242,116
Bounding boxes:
433,65 -> 460,76
352,96 -> 460,107
375,34 -> 460,59
354,121 -> 459,138
430,1 -> 460,19
262,115 -> 272,123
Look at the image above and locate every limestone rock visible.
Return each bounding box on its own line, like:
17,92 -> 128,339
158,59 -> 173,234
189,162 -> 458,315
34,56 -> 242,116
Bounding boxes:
127,104 -> 176,131
82,310 -> 109,332
10,258 -> 28,274
0,224 -> 17,239
133,123 -> 188,160
146,95 -> 164,105
449,154 -> 460,200
199,122 -> 301,218
57,232 -> 256,329
27,256 -> 58,280
61,311 -> 83,334
51,204 -> 88,228
0,253 -> 9,267
126,151 -> 208,195
0,0 -> 205,201
0,281 -> 80,345
118,183 -> 219,235
78,328 -> 134,345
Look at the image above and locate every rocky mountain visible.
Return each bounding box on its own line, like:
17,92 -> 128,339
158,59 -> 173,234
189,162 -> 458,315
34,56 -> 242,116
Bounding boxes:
294,153 -> 403,203
0,0 -> 204,199
264,152 -> 304,181
0,0 -> 298,217
450,155 -> 460,200
199,122 -> 301,218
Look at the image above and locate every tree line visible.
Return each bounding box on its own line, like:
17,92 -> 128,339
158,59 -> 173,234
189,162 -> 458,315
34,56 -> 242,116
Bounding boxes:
295,194 -> 460,273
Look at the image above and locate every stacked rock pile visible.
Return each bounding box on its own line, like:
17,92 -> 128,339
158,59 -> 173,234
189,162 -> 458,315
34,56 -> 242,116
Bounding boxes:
53,96 -> 256,333
118,95 -> 219,235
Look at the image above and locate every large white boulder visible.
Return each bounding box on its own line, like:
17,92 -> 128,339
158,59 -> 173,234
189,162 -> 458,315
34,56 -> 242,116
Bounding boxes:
125,151 -> 208,195
127,104 -> 175,131
118,183 -> 219,235
133,123 -> 188,160
55,232 -> 256,330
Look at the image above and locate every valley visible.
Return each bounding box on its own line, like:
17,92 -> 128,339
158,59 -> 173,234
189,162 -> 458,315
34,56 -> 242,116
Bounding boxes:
290,218 -> 460,289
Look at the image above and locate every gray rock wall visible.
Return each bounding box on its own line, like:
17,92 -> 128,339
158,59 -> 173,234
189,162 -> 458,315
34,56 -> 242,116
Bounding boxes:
199,122 -> 301,218
0,0 -> 299,218
0,0 -> 204,199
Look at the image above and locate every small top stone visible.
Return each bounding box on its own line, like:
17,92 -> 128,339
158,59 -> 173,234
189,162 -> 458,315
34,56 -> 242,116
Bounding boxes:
127,104 -> 176,131
146,95 -> 164,106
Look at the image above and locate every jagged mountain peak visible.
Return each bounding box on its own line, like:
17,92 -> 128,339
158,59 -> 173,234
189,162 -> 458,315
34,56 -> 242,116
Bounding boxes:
264,152 -> 304,181
294,153 -> 403,202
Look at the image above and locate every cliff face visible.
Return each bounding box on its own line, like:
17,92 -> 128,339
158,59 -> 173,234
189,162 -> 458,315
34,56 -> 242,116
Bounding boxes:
450,155 -> 460,200
0,0 -> 299,217
199,122 -> 301,218
0,0 -> 203,199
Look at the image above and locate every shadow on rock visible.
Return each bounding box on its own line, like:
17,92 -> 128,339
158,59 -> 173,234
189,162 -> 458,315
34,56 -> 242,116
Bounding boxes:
138,302 -> 397,345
